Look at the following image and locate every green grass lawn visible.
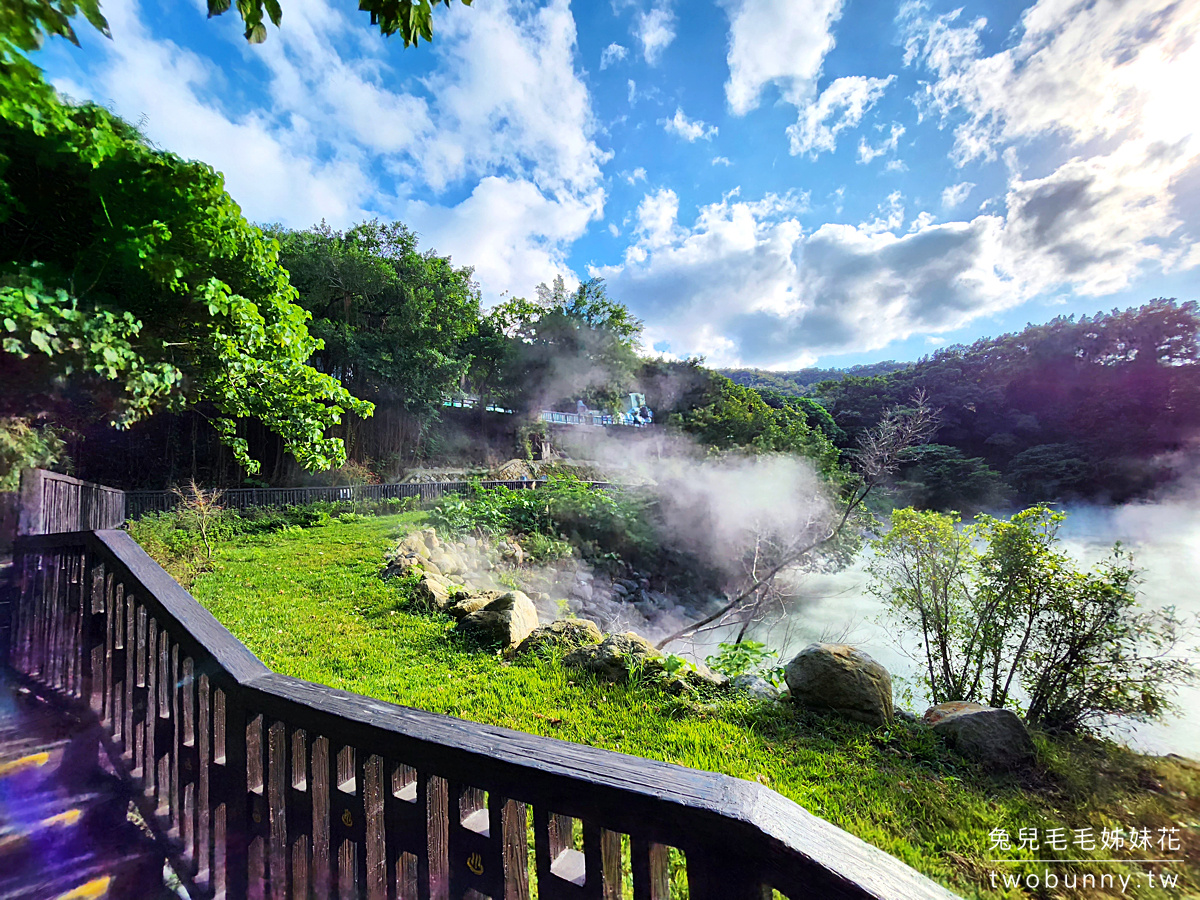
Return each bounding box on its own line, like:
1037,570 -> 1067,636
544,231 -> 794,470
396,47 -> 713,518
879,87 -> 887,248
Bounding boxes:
173,513 -> 1199,899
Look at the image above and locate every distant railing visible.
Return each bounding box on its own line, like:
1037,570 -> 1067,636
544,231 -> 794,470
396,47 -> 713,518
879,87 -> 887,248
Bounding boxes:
18,469 -> 126,536
4,528 -> 960,900
125,480 -> 618,521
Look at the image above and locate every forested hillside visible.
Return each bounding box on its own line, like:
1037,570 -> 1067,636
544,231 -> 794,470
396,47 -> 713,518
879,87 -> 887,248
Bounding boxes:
810,301 -> 1200,506
720,361 -> 910,397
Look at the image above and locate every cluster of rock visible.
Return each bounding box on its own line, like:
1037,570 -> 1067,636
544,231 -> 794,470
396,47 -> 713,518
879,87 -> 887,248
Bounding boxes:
384,529 -> 1035,772
784,642 -> 1035,771
383,527 -> 714,636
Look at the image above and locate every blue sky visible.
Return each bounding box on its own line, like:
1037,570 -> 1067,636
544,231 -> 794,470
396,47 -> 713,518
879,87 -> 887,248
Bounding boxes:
36,0 -> 1200,369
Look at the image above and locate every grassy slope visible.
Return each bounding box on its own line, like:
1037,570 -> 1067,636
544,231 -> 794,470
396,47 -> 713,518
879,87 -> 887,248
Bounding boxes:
179,514 -> 1199,899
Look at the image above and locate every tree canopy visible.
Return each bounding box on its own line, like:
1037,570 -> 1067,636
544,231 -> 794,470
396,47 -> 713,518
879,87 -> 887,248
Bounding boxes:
813,300 -> 1200,503
1,19 -> 374,473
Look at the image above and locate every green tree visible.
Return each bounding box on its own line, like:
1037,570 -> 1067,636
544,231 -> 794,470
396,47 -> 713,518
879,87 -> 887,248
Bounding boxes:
870,505 -> 1198,733
1,65 -> 373,473
488,276 -> 644,415
272,220 -> 480,465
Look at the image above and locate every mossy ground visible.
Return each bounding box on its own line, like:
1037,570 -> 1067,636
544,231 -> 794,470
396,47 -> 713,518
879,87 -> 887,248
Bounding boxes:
159,513 -> 1198,899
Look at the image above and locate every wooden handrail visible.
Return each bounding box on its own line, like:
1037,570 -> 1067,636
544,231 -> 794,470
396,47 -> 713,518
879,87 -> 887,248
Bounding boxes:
4,529 -> 961,900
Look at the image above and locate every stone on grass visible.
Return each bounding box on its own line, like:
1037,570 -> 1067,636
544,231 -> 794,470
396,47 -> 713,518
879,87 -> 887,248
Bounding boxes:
922,701 -> 1034,771
446,590 -> 502,619
515,619 -> 603,656
731,674 -> 780,700
784,643 -> 893,726
410,573 -> 451,610
456,591 -> 538,649
562,632 -> 662,684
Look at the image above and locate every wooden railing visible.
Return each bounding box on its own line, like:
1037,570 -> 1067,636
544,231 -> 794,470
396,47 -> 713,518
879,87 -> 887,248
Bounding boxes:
18,468 -> 126,535
3,528 -> 960,900
125,481 -> 615,521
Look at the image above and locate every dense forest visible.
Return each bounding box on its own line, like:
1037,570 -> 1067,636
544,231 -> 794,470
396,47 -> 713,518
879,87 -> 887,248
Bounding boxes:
719,361 -> 910,397
808,301 -> 1200,508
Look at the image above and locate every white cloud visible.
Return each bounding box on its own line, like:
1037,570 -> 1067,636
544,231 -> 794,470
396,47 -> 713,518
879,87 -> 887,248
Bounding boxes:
720,0 -> 844,115
600,42 -> 627,69
941,181 -> 975,208
595,189 -> 1015,366
901,0 -> 1200,296
902,0 -> 1200,166
624,167 -> 647,185
627,79 -> 638,104
857,123 -> 905,164
634,2 -> 676,65
53,0 -> 610,304
787,75 -> 894,157
408,176 -> 603,300
659,107 -> 718,142
712,156 -> 732,166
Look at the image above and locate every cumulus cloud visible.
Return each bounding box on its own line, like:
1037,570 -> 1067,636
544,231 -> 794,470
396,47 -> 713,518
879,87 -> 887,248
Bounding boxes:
408,176 -> 603,299
720,0 -> 844,115
595,189 -> 1014,366
787,75 -> 894,157
712,156 -> 732,166
51,0 -> 610,304
599,41 -> 628,69
624,167 -> 648,185
659,107 -> 718,142
901,0 -> 1200,295
633,2 -> 676,64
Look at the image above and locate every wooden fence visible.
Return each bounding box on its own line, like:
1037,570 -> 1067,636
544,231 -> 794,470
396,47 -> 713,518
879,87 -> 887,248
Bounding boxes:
3,526 -> 960,900
18,469 -> 126,535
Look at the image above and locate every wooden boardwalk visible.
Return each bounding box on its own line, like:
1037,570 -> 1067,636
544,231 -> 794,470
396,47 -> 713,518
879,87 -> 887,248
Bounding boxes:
0,673 -> 168,900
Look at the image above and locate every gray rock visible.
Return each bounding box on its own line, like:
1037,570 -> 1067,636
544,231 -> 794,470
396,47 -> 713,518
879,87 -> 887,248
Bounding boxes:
457,591 -> 539,649
563,632 -> 663,683
784,643 -> 893,726
445,590 -> 502,619
515,619 -> 603,656
731,674 -> 780,700
611,582 -> 629,597
922,702 -> 1035,771
408,572 -> 451,610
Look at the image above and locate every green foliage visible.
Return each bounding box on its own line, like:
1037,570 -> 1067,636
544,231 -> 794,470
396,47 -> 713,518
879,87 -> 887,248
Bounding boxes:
705,640 -> 777,679
719,362 -> 910,397
870,505 -> 1199,734
671,372 -> 841,472
814,300 -> 1200,502
892,443 -> 1007,513
0,416 -> 67,490
206,0 -> 471,45
0,60 -> 374,472
429,475 -> 654,560
172,515 -> 1200,899
474,276 -> 643,414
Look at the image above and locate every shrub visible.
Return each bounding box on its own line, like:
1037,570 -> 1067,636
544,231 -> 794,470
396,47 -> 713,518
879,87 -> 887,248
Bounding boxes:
869,505 -> 1199,734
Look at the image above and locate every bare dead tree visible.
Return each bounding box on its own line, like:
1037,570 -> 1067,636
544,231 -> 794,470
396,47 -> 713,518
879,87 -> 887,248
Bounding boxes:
655,391 -> 938,652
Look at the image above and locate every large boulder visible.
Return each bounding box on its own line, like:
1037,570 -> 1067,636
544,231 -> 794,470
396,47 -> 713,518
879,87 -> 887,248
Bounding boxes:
922,701 -> 1035,771
456,592 -> 538,649
515,619 -> 603,656
563,632 -> 663,683
784,643 -> 893,726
